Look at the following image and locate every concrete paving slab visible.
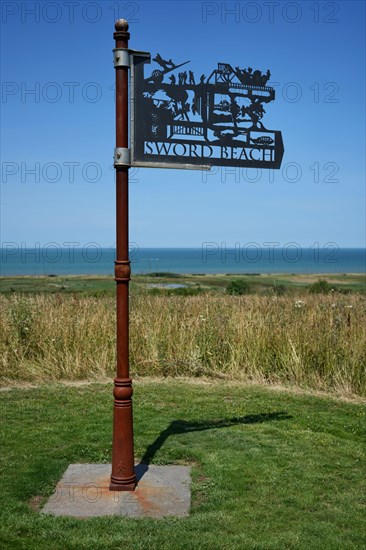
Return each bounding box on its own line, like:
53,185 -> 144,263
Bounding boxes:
42,464 -> 191,518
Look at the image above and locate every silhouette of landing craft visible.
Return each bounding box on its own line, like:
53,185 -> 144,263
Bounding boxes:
145,60 -> 190,85
213,128 -> 249,142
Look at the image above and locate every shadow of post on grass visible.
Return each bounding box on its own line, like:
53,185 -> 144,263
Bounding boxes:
136,411 -> 292,480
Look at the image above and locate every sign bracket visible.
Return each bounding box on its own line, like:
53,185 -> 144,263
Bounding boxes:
114,147 -> 131,167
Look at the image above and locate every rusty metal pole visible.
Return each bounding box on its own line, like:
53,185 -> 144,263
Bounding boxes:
110,18 -> 136,492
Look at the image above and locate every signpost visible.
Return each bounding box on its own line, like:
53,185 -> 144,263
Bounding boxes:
110,19 -> 136,491
110,19 -> 284,491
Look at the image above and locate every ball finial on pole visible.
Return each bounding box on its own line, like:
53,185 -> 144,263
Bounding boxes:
115,19 -> 129,32
114,19 -> 130,45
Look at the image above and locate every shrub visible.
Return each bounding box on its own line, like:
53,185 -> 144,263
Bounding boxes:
308,279 -> 333,294
273,284 -> 287,296
146,272 -> 182,278
226,280 -> 251,295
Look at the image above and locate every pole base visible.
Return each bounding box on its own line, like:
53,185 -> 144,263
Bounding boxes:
43,463 -> 191,517
109,474 -> 137,492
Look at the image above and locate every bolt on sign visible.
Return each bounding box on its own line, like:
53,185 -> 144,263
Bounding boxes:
129,53 -> 284,170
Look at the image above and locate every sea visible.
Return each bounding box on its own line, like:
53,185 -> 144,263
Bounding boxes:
0,246 -> 365,276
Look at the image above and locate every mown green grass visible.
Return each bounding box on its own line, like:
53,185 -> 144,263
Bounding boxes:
0,380 -> 365,549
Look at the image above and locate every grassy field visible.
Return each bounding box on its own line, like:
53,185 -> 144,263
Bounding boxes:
0,380 -> 365,549
0,272 -> 365,296
1,277 -> 365,547
0,283 -> 365,396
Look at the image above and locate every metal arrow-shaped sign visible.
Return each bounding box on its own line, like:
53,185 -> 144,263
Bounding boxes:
130,53 -> 284,170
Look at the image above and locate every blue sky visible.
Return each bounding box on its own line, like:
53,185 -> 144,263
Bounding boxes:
1,0 -> 365,249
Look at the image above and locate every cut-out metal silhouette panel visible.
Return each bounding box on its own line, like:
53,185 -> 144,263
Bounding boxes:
130,53 -> 284,170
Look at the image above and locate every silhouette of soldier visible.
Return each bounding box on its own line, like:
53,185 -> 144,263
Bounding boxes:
247,99 -> 266,127
200,74 -> 206,84
182,71 -> 187,84
176,102 -> 190,121
189,70 -> 195,85
242,67 -> 253,84
261,69 -> 271,86
252,70 -> 262,86
178,72 -> 183,85
169,74 -> 176,85
230,99 -> 240,128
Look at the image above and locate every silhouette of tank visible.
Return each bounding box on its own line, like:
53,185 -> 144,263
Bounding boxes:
251,136 -> 274,145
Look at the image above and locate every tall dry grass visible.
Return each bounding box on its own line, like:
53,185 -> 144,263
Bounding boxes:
0,291 -> 365,396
